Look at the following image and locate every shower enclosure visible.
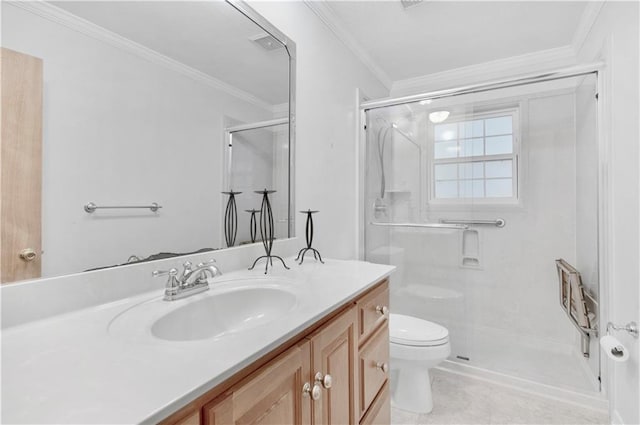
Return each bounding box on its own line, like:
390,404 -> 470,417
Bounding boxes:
362,69 -> 603,397
225,119 -> 290,246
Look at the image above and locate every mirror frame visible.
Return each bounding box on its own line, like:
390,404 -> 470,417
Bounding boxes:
228,0 -> 297,238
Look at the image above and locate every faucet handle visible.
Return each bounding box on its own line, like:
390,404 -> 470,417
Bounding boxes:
152,268 -> 180,289
198,259 -> 222,276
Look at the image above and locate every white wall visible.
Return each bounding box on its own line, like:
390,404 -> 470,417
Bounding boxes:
249,1 -> 389,260
576,2 -> 640,423
2,4 -> 273,277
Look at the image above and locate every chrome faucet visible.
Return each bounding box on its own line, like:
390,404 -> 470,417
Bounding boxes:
153,259 -> 222,301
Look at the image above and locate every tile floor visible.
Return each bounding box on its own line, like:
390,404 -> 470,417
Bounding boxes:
391,369 -> 608,425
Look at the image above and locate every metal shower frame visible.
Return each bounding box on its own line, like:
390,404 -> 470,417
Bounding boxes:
357,62 -> 609,392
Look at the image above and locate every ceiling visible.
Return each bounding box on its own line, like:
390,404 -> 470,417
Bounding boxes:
50,1 -> 290,106
322,1 -> 588,83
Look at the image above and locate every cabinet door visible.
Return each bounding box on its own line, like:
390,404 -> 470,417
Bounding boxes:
205,342 -> 311,425
310,306 -> 358,425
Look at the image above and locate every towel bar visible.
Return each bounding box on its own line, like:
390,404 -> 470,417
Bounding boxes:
370,222 -> 468,230
439,218 -> 506,228
84,202 -> 162,213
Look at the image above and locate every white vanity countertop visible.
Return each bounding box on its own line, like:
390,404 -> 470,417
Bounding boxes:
1,259 -> 394,424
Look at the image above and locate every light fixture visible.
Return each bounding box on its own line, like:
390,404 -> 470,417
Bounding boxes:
250,33 -> 284,51
429,110 -> 450,123
401,0 -> 424,9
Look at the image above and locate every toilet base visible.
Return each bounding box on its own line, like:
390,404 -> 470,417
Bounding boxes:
391,364 -> 433,414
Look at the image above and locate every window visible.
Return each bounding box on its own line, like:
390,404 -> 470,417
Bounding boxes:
430,109 -> 519,203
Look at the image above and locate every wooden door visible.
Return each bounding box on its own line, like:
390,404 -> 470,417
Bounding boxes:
205,341 -> 311,425
310,306 -> 358,425
1,48 -> 43,283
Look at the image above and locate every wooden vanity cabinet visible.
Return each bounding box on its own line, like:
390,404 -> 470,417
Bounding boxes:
205,342 -> 311,425
308,304 -> 358,425
165,279 -> 389,425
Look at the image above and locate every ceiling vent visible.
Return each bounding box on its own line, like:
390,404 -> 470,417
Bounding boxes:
400,0 -> 424,9
250,33 -> 284,51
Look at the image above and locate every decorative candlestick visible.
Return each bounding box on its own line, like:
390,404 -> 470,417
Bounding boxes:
249,189 -> 290,274
296,210 -> 324,264
222,191 -> 241,248
245,209 -> 260,243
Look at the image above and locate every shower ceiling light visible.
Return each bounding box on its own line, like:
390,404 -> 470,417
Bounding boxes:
250,33 -> 284,51
401,0 -> 424,9
429,111 -> 450,123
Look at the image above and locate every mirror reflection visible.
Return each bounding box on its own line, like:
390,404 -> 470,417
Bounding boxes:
1,1 -> 292,283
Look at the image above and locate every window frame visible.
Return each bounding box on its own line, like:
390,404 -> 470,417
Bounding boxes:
426,107 -> 521,206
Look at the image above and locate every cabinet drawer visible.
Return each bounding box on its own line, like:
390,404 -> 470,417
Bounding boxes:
358,323 -> 389,418
359,382 -> 390,425
357,280 -> 389,346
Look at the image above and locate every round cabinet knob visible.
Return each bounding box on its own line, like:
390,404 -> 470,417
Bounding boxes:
19,248 -> 38,262
315,372 -> 332,389
302,382 -> 322,400
375,305 -> 389,316
376,362 -> 389,373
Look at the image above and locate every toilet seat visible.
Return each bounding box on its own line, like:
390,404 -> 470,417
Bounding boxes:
390,314 -> 449,347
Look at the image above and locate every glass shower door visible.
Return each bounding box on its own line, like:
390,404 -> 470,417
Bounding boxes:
363,73 -> 601,394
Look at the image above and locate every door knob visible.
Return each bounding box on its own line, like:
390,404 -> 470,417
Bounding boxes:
302,382 -> 322,400
375,305 -> 389,316
315,372 -> 333,389
19,248 -> 37,262
376,362 -> 389,373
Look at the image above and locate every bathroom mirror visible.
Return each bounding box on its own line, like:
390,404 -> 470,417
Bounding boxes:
0,1 -> 295,283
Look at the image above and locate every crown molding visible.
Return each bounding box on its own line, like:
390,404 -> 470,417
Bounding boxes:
391,45 -> 578,97
303,0 -> 392,90
8,0 -> 276,112
571,1 -> 606,54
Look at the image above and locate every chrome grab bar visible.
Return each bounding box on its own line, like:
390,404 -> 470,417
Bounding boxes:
370,222 -> 468,230
439,218 -> 505,228
84,202 -> 162,213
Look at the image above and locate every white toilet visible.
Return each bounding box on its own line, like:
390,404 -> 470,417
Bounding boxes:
389,313 -> 451,413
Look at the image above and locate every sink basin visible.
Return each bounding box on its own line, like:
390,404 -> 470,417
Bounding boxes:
150,287 -> 297,341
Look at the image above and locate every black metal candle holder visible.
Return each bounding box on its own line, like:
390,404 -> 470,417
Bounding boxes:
296,210 -> 324,264
222,190 -> 241,248
249,189 -> 290,274
245,209 -> 260,243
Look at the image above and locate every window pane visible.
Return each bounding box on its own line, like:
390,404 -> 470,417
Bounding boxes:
435,181 -> 458,198
434,141 -> 458,159
435,164 -> 457,180
485,160 -> 512,178
459,120 -> 483,138
434,123 -> 457,141
460,138 -> 483,157
485,116 -> 512,136
485,135 -> 513,155
459,179 -> 485,198
486,178 -> 513,197
459,162 -> 484,179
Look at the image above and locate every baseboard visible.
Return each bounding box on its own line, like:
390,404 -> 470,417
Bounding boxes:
611,410 -> 624,425
436,360 -> 609,414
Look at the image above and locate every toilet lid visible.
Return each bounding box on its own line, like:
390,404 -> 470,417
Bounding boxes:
389,314 -> 449,346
